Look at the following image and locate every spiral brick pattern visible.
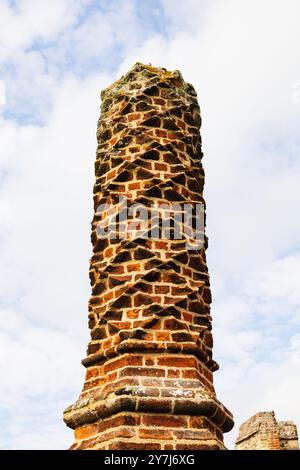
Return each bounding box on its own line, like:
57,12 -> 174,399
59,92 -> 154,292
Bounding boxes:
63,63 -> 234,450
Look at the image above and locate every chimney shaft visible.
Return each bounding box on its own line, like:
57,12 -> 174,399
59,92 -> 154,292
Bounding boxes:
63,62 -> 234,450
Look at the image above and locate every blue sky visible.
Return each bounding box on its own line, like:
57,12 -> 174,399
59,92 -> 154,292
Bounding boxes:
0,0 -> 300,449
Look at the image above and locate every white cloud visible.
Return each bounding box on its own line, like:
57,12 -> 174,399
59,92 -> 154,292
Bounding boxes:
0,73 -> 112,448
0,72 -> 113,329
161,0 -> 213,34
0,0 -> 89,56
0,307 -> 85,449
292,80 -> 300,105
215,332 -> 300,448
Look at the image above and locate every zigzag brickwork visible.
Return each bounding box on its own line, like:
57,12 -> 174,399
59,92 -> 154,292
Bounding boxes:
63,63 -> 234,450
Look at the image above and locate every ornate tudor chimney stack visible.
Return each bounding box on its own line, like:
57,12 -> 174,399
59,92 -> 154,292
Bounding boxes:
63,63 -> 234,450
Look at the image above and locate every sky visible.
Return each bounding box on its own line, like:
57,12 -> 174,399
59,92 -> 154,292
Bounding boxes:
0,0 -> 300,450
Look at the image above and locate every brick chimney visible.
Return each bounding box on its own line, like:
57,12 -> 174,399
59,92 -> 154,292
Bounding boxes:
63,62 -> 234,450
235,411 -> 299,450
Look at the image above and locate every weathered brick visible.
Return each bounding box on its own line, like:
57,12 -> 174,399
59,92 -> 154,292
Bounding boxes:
155,331 -> 170,341
139,428 -> 173,440
235,412 -> 298,450
110,441 -> 161,450
142,415 -> 188,428
75,424 -> 98,440
64,62 -> 234,451
103,355 -> 142,373
119,366 -> 165,378
137,398 -> 173,413
157,356 -> 197,368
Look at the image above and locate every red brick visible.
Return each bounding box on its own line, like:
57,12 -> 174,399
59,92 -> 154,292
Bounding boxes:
157,356 -> 197,368
119,367 -> 165,378
65,62 -> 233,451
142,415 -> 188,428
139,428 -> 173,440
75,424 -> 98,440
110,442 -> 162,450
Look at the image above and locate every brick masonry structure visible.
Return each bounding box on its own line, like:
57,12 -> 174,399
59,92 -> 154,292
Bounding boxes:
235,411 -> 299,450
63,62 -> 234,450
